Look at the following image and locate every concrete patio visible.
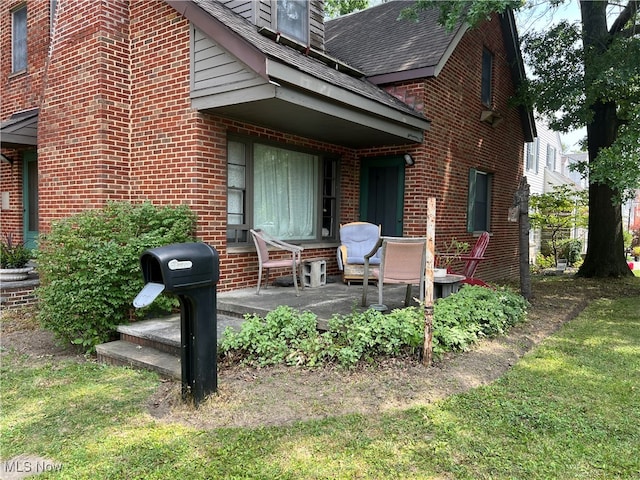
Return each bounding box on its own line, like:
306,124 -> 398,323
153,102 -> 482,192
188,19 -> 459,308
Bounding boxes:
95,276 -> 425,377
217,275 -> 424,329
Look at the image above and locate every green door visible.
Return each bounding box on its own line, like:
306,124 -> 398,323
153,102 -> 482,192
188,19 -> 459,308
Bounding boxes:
23,151 -> 38,249
359,156 -> 405,236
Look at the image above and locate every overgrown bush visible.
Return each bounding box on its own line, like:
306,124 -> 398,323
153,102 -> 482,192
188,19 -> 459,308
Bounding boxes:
432,286 -> 527,355
219,286 -> 527,368
559,239 -> 583,265
36,202 -> 197,352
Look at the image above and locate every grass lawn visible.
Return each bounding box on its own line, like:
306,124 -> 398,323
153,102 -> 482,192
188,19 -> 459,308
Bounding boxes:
2,285 -> 640,479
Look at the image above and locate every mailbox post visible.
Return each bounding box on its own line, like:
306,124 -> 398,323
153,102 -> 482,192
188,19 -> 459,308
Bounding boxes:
133,242 -> 219,405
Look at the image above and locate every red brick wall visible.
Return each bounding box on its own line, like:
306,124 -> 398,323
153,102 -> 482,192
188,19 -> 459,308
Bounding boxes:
366,14 -> 524,282
0,0 -> 51,242
37,0 -> 132,223
2,2 -> 524,291
0,281 -> 39,308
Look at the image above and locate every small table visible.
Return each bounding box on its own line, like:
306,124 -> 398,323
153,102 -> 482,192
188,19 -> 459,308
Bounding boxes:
433,274 -> 466,299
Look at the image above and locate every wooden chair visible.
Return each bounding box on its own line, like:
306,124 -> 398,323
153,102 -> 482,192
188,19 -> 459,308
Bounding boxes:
458,232 -> 490,286
361,236 -> 426,308
337,222 -> 381,284
250,229 -> 304,295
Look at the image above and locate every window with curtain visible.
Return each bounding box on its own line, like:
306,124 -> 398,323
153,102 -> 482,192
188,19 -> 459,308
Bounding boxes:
467,168 -> 492,233
227,138 -> 338,244
12,5 -> 27,73
253,144 -> 318,240
481,48 -> 493,107
277,0 -> 308,43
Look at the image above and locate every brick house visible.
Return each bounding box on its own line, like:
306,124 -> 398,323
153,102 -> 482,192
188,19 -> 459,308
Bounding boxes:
1,0 -> 534,292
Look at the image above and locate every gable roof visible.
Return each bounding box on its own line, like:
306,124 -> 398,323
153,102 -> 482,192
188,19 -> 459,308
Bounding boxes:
326,1 -> 535,142
165,0 -> 431,147
325,1 -> 467,83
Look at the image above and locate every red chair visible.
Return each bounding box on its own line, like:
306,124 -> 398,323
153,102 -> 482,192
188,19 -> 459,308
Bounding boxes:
457,232 -> 490,287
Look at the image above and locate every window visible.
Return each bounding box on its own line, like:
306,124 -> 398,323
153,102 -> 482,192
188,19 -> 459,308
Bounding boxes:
467,168 -> 492,233
481,48 -> 493,107
227,138 -> 338,244
546,145 -> 556,171
12,5 -> 27,73
277,0 -> 308,44
51,0 -> 58,34
526,138 -> 539,173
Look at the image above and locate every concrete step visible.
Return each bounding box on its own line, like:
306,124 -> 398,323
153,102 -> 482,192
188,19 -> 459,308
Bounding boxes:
96,313 -> 245,378
117,316 -> 182,356
96,340 -> 181,379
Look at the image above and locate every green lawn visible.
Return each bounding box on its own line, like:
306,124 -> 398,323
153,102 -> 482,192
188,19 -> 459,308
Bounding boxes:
2,291 -> 640,479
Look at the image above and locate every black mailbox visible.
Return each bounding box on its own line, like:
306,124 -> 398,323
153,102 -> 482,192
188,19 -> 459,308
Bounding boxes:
133,242 -> 219,406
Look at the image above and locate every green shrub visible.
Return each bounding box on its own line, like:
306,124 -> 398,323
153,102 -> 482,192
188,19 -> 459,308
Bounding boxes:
35,202 -> 197,352
220,286 -> 528,368
559,238 -> 583,265
220,306 -> 332,367
327,307 -> 424,364
535,253 -> 556,269
433,286 -> 528,354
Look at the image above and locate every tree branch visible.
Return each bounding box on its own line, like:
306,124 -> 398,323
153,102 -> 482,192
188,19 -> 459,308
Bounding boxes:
609,0 -> 639,35
618,24 -> 640,38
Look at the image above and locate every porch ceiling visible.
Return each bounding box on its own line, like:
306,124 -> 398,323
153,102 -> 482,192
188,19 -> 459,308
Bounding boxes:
202,95 -> 425,148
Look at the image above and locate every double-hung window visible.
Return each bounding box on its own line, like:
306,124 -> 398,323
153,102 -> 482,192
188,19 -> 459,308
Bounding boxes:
526,138 -> 539,173
227,138 -> 338,244
467,168 -> 492,233
12,5 -> 28,73
481,48 -> 493,107
276,0 -> 309,44
546,145 -> 556,171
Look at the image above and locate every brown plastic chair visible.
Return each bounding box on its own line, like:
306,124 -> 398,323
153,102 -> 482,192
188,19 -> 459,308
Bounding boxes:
250,229 -> 304,295
361,236 -> 427,308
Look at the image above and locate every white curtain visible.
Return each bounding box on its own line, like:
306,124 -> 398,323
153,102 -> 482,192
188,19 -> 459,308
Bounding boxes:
254,144 -> 317,240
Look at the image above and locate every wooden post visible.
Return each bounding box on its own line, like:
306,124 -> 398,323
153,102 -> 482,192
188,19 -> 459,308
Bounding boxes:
423,197 -> 436,366
513,177 -> 531,300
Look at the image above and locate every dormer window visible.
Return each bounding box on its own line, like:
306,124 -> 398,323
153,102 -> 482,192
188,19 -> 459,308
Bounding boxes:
277,0 -> 309,44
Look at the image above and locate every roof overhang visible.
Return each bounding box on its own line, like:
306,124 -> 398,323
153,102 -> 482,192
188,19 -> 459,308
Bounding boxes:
193,61 -> 429,148
0,108 -> 39,147
168,0 -> 429,149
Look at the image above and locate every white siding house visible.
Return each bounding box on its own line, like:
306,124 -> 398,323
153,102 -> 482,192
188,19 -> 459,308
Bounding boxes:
524,118 -> 586,263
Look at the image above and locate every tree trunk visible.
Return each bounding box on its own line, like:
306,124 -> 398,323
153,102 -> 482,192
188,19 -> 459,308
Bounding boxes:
576,1 -> 633,278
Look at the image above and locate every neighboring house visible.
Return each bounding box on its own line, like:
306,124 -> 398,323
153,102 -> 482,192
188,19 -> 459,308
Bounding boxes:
524,118 -> 587,262
623,189 -> 640,235
1,0 -> 534,292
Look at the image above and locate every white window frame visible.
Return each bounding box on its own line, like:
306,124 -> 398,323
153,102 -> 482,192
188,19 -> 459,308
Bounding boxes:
546,145 -> 557,171
526,138 -> 539,173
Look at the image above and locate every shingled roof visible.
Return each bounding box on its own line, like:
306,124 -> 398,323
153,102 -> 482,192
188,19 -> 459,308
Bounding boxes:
182,0 -> 428,120
325,1 -> 466,81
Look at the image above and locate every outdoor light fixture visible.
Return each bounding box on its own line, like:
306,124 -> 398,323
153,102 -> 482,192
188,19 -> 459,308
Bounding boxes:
403,153 -> 415,166
0,154 -> 13,165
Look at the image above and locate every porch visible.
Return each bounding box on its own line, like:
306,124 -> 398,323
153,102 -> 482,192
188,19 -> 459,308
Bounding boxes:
96,278 -> 426,378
